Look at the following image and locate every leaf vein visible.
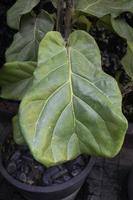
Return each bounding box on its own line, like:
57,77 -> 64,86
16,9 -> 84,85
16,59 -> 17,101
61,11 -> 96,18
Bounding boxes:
34,81 -> 69,140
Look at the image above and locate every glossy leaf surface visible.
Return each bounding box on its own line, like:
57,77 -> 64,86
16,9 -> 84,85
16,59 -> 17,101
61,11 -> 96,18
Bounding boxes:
6,11 -> 54,62
19,31 -> 127,167
0,62 -> 36,100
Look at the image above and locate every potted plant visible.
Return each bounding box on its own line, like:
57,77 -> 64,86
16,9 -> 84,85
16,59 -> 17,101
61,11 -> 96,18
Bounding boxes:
0,0 -> 133,200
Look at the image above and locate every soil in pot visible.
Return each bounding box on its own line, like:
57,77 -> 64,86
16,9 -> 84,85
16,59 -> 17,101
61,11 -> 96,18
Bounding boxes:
3,134 -> 90,187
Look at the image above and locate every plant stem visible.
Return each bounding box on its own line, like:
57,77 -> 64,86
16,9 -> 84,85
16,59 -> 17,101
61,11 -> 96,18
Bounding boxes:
65,0 -> 74,40
56,0 -> 64,34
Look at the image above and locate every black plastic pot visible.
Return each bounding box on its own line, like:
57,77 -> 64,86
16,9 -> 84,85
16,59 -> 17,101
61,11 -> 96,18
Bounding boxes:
0,126 -> 95,200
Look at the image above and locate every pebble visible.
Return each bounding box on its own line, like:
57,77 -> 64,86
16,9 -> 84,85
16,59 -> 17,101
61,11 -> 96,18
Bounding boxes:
37,165 -> 45,173
32,166 -> 43,180
16,159 -> 22,170
42,173 -> 52,186
71,169 -> 82,177
45,167 -> 60,177
42,166 -> 61,185
27,176 -> 35,185
21,165 -> 29,174
22,155 -> 33,163
63,175 -> 71,181
10,151 -> 21,161
54,178 -> 64,184
52,168 -> 68,179
7,162 -> 16,174
74,156 -> 85,167
19,173 -> 27,183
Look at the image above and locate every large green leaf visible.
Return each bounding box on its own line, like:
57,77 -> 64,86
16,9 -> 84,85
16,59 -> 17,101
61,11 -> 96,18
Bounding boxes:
19,31 -> 127,167
7,0 -> 40,30
111,17 -> 133,79
75,0 -> 133,18
0,62 -> 36,100
6,11 -> 54,62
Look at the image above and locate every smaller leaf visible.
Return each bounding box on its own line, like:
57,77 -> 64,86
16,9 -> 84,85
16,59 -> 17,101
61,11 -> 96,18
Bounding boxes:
111,17 -> 133,79
0,61 -> 36,100
75,0 -> 133,18
73,15 -> 92,32
13,115 -> 25,145
122,42 -> 133,79
97,15 -> 114,31
6,11 -> 54,62
7,0 -> 40,30
111,17 -> 133,42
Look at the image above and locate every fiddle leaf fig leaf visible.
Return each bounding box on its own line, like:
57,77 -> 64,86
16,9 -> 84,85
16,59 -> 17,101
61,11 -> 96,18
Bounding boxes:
111,17 -> 133,41
13,115 -> 25,145
6,11 -> 54,62
122,42 -> 133,80
19,31 -> 127,167
7,0 -> 40,30
111,17 -> 133,79
75,0 -> 133,18
0,62 -> 36,100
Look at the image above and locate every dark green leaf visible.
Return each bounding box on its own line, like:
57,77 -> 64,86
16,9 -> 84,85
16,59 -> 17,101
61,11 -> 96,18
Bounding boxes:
0,62 -> 36,100
73,15 -> 92,31
19,31 -> 127,167
7,0 -> 40,30
122,42 -> 133,79
111,17 -> 133,41
111,17 -> 133,79
75,0 -> 133,18
6,11 -> 54,62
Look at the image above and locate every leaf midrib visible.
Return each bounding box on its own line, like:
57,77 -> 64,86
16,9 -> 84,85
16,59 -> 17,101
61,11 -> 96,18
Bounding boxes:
67,46 -> 76,131
83,0 -> 101,11
34,45 -> 112,137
